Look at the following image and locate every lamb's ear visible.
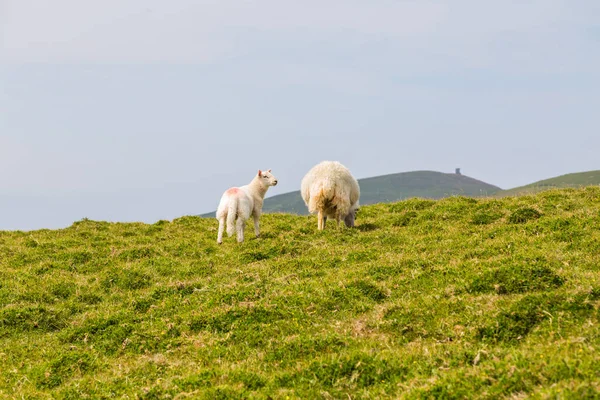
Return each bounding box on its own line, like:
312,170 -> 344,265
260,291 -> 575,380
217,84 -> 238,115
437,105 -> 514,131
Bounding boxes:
258,170 -> 262,176
267,169 -> 271,173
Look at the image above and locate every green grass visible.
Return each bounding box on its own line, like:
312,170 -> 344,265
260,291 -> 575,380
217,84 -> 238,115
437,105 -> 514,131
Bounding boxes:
497,170 -> 600,197
2,187 -> 600,398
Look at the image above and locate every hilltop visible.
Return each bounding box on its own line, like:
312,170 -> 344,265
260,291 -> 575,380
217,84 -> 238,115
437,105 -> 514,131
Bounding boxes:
2,187 -> 600,398
496,170 -> 600,197
202,170 -> 501,217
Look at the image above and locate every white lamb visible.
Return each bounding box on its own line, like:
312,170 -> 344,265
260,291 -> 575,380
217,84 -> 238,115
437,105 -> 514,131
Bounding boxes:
216,169 -> 278,244
301,161 -> 360,230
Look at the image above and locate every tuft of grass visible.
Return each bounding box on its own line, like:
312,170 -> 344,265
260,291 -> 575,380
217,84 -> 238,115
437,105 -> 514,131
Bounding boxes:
471,210 -> 503,225
508,207 -> 543,223
1,187 -> 600,398
34,352 -> 98,389
391,211 -> 418,227
477,293 -> 595,343
346,280 -> 388,303
468,263 -> 565,294
1,305 -> 69,335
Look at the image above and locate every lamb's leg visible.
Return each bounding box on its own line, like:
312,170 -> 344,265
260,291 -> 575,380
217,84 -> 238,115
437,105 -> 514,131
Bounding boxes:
217,217 -> 225,244
237,218 -> 245,243
318,211 -> 325,230
253,214 -> 260,238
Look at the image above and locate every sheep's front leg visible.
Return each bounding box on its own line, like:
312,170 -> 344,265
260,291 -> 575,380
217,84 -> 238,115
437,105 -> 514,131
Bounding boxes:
253,213 -> 260,238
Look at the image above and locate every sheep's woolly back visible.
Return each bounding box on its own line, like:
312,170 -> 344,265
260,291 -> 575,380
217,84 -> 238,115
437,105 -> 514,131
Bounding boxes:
301,161 -> 360,219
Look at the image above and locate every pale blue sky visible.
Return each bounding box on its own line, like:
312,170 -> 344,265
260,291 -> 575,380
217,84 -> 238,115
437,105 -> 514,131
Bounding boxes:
1,0 -> 599,230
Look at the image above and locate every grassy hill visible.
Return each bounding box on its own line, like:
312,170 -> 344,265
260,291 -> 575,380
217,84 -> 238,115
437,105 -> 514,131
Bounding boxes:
2,187 -> 600,398
203,170 -> 502,217
497,170 -> 600,197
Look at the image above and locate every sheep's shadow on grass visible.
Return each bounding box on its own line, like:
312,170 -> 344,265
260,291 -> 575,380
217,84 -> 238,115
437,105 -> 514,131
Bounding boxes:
356,223 -> 378,232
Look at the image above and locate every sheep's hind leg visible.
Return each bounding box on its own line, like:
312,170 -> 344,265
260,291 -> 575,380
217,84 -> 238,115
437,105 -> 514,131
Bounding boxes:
318,211 -> 325,230
335,211 -> 342,229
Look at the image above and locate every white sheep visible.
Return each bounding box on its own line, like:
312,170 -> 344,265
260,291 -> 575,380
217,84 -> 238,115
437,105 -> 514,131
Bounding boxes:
301,161 -> 360,230
216,169 -> 278,244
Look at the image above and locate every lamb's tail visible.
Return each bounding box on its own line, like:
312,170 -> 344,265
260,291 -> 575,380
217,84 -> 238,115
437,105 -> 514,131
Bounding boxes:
226,197 -> 238,236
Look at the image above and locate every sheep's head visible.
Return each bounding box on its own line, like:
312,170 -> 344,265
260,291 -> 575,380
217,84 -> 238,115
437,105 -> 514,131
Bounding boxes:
344,206 -> 359,228
258,169 -> 278,186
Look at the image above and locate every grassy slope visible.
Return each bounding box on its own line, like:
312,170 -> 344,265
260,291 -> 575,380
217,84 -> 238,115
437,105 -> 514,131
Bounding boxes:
497,170 -> 600,197
201,170 -> 501,216
2,188 -> 600,398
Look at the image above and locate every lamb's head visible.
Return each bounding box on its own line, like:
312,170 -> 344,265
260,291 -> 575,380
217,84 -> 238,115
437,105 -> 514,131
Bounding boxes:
343,206 -> 359,228
258,169 -> 278,187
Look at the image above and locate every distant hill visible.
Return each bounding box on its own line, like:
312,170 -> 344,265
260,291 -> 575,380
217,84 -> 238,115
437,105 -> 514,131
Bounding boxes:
496,170 -> 600,197
201,170 -> 501,217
